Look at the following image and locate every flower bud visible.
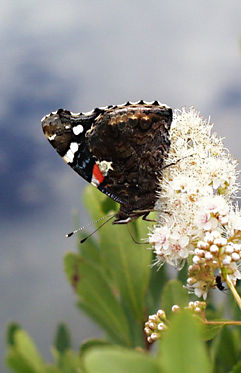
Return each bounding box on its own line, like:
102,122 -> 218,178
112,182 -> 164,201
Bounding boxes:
157,309 -> 166,320
232,252 -> 240,261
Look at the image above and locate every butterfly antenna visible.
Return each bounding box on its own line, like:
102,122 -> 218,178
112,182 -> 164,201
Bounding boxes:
80,214 -> 115,244
65,214 -> 114,238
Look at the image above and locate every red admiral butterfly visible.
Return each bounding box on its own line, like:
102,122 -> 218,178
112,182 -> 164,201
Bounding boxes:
41,100 -> 172,224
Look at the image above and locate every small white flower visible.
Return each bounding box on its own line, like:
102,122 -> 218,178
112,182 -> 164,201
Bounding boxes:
212,231 -> 222,239
148,322 -> 156,330
213,237 -> 227,246
220,216 -> 229,226
193,282 -> 208,300
193,255 -> 201,264
229,213 -> 241,231
204,232 -> 215,244
210,245 -> 219,253
150,333 -> 159,341
157,323 -> 166,331
231,252 -> 240,261
149,315 -> 158,322
144,327 -> 151,335
194,248 -> 205,256
187,277 -> 196,285
197,241 -> 209,249
222,256 -> 232,265
225,245 -> 234,254
205,252 -> 213,260
199,196 -> 229,217
195,212 -> 211,230
157,309 -> 166,319
233,244 -> 241,252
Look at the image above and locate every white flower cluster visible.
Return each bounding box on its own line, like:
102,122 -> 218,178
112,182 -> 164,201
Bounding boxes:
187,198 -> 241,299
144,301 -> 206,343
144,309 -> 167,344
149,108 -> 240,297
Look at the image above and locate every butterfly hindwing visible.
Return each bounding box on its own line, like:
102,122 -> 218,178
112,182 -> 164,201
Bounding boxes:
41,101 -> 172,223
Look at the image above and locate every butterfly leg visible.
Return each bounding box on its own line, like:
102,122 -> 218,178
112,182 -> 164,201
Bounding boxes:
142,212 -> 156,222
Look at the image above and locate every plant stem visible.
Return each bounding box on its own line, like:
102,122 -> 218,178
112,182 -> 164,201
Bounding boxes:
205,320 -> 241,326
225,274 -> 241,311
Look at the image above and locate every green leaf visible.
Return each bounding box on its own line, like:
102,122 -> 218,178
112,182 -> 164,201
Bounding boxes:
84,185 -> 117,223
147,260 -> 169,312
64,253 -> 132,346
84,346 -> 161,373
79,339 -> 112,356
231,361 -> 241,373
103,220 -> 151,322
229,281 -> 241,322
161,279 -> 189,318
77,231 -> 100,264
54,350 -> 84,373
201,322 -> 223,341
210,326 -> 240,372
45,366 -> 62,373
54,323 -> 72,353
84,186 -> 152,322
6,323 -> 21,346
6,329 -> 45,373
6,350 -> 37,373
159,310 -> 212,373
177,261 -> 188,284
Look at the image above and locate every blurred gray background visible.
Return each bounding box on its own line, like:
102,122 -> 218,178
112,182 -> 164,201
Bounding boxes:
1,0 -> 240,371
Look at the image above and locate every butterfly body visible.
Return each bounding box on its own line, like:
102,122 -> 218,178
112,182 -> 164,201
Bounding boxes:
41,101 -> 172,223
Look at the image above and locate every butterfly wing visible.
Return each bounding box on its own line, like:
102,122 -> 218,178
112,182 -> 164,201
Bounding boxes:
41,101 -> 172,223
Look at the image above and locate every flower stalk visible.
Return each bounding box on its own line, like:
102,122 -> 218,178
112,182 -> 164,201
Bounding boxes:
225,274 -> 241,311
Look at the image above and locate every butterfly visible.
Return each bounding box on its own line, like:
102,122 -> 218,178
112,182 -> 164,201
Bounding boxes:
41,100 -> 172,224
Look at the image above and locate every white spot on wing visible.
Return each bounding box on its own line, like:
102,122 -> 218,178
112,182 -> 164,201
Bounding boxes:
70,142 -> 79,153
117,102 -> 128,108
91,177 -> 99,187
73,125 -> 84,135
48,134 -> 56,141
70,112 -> 81,117
41,111 -> 57,122
63,149 -> 74,163
41,114 -> 49,122
63,142 -> 79,163
83,109 -> 95,116
96,160 -> 113,176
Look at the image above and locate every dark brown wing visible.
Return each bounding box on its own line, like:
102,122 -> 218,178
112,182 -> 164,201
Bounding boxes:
86,101 -> 172,223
